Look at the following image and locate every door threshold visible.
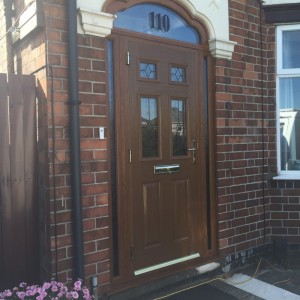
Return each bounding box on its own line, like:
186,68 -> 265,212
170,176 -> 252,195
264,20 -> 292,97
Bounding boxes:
134,253 -> 200,276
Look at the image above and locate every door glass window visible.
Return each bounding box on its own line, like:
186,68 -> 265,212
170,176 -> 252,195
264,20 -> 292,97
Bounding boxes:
114,4 -> 200,44
140,62 -> 157,79
141,97 -> 159,157
171,99 -> 187,156
171,66 -> 186,83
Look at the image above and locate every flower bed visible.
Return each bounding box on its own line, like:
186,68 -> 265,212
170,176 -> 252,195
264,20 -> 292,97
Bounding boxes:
0,280 -> 93,300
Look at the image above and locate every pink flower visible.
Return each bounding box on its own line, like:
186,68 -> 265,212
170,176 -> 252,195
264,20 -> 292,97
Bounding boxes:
36,289 -> 47,300
71,291 -> 79,299
74,280 -> 82,290
19,283 -> 26,288
43,282 -> 51,290
3,290 -> 12,297
83,288 -> 90,295
0,280 -> 92,300
57,282 -> 64,288
60,286 -> 68,294
51,285 -> 58,292
17,291 -> 26,299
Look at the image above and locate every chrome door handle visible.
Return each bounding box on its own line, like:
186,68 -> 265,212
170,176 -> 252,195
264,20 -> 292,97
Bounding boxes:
187,140 -> 197,165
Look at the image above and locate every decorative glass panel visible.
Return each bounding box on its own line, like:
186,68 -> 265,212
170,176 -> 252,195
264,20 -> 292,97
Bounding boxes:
171,67 -> 186,82
140,62 -> 157,79
141,98 -> 159,157
171,100 -> 187,156
279,77 -> 300,170
114,4 -> 200,44
282,30 -> 300,69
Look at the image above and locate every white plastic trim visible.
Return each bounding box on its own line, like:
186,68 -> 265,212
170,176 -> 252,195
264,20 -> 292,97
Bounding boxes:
263,0 -> 300,4
196,262 -> 220,274
273,174 -> 300,180
209,38 -> 237,60
78,8 -> 116,37
77,0 -> 236,59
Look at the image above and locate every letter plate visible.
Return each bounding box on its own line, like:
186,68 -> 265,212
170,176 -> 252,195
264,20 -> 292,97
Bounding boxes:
154,164 -> 180,174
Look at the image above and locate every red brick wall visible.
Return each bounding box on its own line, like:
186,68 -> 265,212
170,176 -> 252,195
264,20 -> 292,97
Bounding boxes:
6,0 -> 300,293
7,0 -> 111,288
263,15 -> 300,249
217,0 -> 272,256
42,0 -> 111,288
270,180 -> 300,244
219,0 -> 299,260
77,34 -> 110,288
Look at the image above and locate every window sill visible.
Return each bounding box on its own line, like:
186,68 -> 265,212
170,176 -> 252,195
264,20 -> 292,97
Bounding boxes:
273,174 -> 300,180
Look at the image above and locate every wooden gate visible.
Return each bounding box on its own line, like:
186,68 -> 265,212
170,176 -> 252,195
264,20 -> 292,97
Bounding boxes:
0,74 -> 39,289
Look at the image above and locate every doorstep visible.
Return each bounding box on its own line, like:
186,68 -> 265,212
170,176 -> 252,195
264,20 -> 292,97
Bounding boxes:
105,262 -> 260,300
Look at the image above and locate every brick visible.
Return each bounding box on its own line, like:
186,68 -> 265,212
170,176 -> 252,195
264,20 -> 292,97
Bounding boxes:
3,0 -> 295,290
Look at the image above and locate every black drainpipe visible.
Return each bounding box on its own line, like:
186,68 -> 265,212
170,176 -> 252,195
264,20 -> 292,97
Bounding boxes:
67,0 -> 85,281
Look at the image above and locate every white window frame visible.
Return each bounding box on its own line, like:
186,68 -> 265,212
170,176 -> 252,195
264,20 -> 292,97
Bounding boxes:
275,24 -> 300,180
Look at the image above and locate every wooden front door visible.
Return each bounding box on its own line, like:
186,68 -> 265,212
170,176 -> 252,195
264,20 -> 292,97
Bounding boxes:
116,35 -> 207,275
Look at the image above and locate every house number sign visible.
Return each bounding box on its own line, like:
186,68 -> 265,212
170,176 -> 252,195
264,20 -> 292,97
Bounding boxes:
114,3 -> 200,44
149,12 -> 170,32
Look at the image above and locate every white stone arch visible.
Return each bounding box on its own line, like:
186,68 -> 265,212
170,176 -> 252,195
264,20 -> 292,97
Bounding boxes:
77,0 -> 236,59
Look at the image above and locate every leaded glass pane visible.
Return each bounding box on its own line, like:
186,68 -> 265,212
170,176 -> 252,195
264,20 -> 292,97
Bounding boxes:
141,98 -> 159,157
171,67 -> 186,82
171,100 -> 187,156
140,63 -> 157,79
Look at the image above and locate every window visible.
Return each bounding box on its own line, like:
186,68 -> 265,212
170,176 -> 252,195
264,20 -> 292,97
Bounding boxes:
113,4 -> 200,44
277,25 -> 300,177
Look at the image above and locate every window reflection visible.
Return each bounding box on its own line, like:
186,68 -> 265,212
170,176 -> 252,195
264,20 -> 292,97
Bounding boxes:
279,78 -> 300,170
282,30 -> 300,69
114,4 -> 200,44
141,98 -> 159,157
171,100 -> 187,156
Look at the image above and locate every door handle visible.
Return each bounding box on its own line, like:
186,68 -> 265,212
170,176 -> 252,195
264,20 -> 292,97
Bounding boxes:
187,140 -> 197,165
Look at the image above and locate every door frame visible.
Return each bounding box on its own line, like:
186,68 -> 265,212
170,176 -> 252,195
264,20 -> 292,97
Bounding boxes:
106,2 -> 217,289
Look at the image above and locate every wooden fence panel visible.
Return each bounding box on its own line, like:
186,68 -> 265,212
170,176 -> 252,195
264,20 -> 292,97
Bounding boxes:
0,74 -> 39,289
22,75 -> 39,283
0,74 -> 12,289
9,74 -> 27,284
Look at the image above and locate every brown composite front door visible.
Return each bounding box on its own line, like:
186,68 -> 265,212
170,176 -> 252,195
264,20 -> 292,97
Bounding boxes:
118,35 -> 207,274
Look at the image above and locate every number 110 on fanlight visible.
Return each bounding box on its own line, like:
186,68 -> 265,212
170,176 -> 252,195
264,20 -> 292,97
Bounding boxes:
149,12 -> 170,32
